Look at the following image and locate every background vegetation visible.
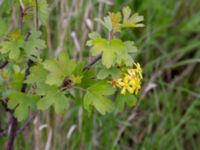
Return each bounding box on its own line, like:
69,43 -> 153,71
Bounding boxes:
0,0 -> 200,149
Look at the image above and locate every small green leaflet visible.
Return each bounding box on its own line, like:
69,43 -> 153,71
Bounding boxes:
90,38 -> 122,68
80,70 -> 96,88
95,16 -> 112,31
10,73 -> 24,91
0,30 -> 46,60
93,6 -> 144,31
26,63 -> 69,114
36,84 -> 68,113
86,32 -> 101,47
116,94 -> 137,112
8,92 -> 39,121
24,30 -> 46,59
0,32 -> 24,60
26,64 -> 48,84
122,7 -> 144,28
83,81 -> 116,115
43,52 -> 77,86
97,66 -> 121,80
88,37 -> 138,68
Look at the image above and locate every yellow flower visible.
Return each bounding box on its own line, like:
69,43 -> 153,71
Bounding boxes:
113,62 -> 143,95
117,76 -> 133,94
134,62 -> 143,79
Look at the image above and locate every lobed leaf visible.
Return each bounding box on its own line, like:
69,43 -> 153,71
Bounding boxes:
37,85 -> 68,113
83,81 -> 116,115
122,6 -> 144,28
8,92 -> 39,121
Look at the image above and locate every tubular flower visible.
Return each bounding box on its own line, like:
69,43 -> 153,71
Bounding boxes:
114,63 -> 143,95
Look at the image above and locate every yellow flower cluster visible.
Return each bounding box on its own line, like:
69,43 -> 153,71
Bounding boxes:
114,63 -> 143,95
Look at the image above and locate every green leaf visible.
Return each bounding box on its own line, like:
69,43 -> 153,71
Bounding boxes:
86,32 -> 101,46
10,73 -> 24,90
45,73 -> 64,86
90,38 -> 123,68
95,16 -> 112,31
0,32 -> 24,60
8,92 -> 39,121
37,85 -> 68,113
116,94 -> 137,112
90,38 -> 107,56
43,52 -> 77,86
102,48 -> 115,68
90,37 -> 137,67
83,81 -> 115,115
124,41 -> 138,53
122,6 -> 144,28
9,48 -> 20,60
24,30 -> 46,59
97,67 -> 121,79
97,69 -> 109,80
26,64 -> 48,84
80,70 -> 96,88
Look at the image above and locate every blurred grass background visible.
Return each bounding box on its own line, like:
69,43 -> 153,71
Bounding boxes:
1,0 -> 200,149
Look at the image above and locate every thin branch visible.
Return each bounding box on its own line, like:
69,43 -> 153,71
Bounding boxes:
18,5 -> 24,29
0,100 -> 13,137
0,119 -> 9,137
0,100 -> 13,113
0,114 -> 13,137
0,60 -> 8,69
0,100 -> 12,137
35,0 -> 39,30
6,117 -> 18,150
24,31 -> 32,41
6,30 -> 33,150
83,54 -> 102,71
17,113 -> 37,134
8,1 -> 41,148
21,59 -> 34,92
0,128 -> 7,136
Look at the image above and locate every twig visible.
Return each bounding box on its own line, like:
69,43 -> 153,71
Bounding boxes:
0,60 -> 8,69
6,116 -> 18,150
18,5 -> 23,29
6,29 -> 33,150
0,114 -> 13,137
21,59 -> 34,92
0,128 -> 8,136
83,54 -> 102,71
35,0 -> 39,30
7,53 -> 33,150
17,113 -> 37,134
1,100 -> 13,113
24,31 -> 32,41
